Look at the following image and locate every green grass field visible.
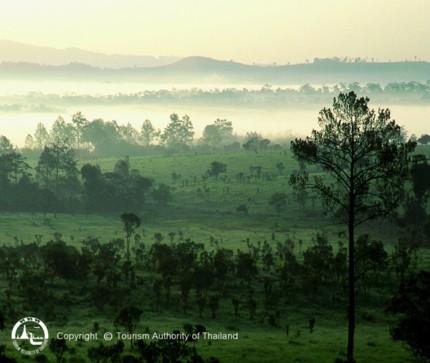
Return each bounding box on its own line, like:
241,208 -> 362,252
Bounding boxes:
3,150 -> 409,247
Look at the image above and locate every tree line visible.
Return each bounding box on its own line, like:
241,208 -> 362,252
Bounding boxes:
5,80 -> 430,111
0,138 -> 171,214
22,113 -> 281,157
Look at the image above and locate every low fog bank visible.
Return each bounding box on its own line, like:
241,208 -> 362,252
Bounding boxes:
0,82 -> 429,147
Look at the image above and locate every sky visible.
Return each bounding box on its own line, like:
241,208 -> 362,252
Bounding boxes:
0,0 -> 429,64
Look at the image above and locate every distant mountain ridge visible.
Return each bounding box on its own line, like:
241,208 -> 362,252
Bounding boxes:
0,39 -> 179,68
1,40 -> 430,84
159,56 -> 253,71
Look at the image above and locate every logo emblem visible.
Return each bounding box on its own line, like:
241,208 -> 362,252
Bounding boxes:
11,317 -> 49,355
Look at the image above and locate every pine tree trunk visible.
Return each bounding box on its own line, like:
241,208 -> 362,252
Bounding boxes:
347,196 -> 356,363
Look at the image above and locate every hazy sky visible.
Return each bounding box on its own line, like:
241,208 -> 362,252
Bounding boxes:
1,0 -> 429,63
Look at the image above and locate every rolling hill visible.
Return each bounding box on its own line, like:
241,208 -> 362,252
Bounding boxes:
0,39 -> 179,68
1,42 -> 430,84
